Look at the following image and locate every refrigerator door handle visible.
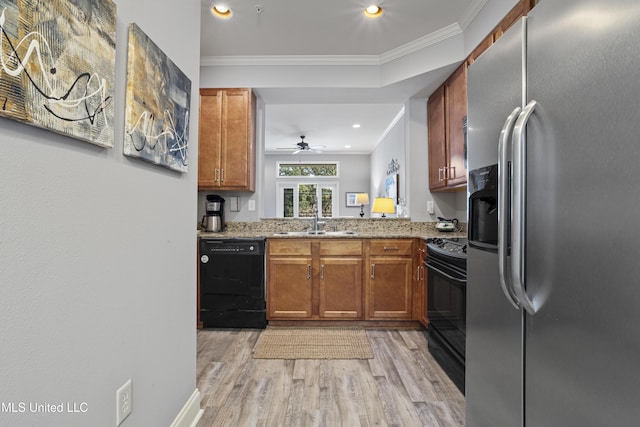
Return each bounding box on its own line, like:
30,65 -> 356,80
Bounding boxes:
511,100 -> 538,315
498,107 -> 522,309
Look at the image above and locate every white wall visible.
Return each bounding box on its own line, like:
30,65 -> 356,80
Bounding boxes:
0,1 -> 200,426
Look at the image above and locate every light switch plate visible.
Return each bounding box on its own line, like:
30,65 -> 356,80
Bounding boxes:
229,196 -> 239,212
427,201 -> 435,215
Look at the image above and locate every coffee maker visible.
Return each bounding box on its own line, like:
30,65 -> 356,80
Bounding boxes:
201,195 -> 225,232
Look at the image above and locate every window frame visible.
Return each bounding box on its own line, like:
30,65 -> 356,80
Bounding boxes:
276,181 -> 339,218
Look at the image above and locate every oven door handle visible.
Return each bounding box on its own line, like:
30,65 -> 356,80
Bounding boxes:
498,106 -> 522,309
425,261 -> 466,284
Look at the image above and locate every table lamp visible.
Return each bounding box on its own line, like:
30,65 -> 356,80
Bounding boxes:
355,193 -> 369,217
371,197 -> 395,218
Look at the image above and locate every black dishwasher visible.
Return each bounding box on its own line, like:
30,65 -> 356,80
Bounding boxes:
199,238 -> 267,328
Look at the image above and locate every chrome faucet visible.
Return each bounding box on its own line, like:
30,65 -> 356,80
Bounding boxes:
312,204 -> 325,233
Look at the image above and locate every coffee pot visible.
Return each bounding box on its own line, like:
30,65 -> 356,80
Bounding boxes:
201,195 -> 225,232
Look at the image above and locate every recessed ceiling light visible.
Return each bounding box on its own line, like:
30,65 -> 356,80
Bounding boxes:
352,123 -> 361,128
345,145 -> 352,149
211,5 -> 232,19
364,5 -> 383,18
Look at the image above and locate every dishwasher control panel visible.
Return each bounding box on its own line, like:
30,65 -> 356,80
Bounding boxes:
200,239 -> 264,255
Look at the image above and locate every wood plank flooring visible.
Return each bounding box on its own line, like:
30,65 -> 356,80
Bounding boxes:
196,328 -> 465,427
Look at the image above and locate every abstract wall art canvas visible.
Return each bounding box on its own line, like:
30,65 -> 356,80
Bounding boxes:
123,23 -> 191,173
0,0 -> 116,147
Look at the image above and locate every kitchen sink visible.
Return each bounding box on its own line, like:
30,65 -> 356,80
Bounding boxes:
272,230 -> 358,236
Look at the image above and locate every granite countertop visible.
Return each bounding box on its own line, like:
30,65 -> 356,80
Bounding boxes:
198,218 -> 467,240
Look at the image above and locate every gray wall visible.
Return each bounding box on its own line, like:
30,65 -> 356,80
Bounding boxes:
261,153 -> 370,218
0,1 -> 200,426
369,101 -> 466,221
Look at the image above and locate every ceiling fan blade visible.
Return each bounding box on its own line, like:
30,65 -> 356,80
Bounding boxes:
292,149 -> 302,154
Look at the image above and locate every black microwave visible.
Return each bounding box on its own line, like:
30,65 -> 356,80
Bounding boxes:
468,164 -> 499,251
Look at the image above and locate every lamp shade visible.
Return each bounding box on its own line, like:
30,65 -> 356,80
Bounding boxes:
371,197 -> 395,217
355,193 -> 369,205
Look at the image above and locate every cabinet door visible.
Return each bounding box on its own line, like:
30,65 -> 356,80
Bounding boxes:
428,85 -> 447,191
319,257 -> 363,319
367,257 -> 413,320
220,89 -> 255,190
445,63 -> 468,188
198,89 -> 222,188
267,257 -> 313,319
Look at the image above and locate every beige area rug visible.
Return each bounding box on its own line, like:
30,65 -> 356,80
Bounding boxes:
252,327 -> 374,360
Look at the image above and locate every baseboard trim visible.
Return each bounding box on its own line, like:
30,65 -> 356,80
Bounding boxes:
170,389 -> 203,427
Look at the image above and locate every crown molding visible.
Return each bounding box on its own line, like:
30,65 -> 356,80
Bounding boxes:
379,23 -> 462,64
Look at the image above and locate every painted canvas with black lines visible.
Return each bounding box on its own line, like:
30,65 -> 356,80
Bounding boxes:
0,0 -> 116,147
123,23 -> 191,173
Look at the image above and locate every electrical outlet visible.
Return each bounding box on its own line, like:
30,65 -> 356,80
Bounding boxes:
116,379 -> 132,426
248,199 -> 256,211
427,201 -> 435,215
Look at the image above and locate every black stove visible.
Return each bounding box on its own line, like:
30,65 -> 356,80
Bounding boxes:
425,237 -> 467,393
427,238 -> 467,269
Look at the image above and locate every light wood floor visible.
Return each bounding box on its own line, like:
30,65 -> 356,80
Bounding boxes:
196,328 -> 465,427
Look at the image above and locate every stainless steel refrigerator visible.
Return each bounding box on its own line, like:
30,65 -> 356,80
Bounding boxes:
466,0 -> 640,426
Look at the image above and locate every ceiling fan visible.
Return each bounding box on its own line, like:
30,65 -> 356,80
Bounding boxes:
277,136 -> 325,154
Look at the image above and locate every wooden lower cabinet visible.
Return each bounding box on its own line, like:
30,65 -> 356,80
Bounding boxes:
267,256 -> 313,318
366,257 -> 413,320
267,239 -> 363,320
267,238 -> 422,323
319,257 -> 363,318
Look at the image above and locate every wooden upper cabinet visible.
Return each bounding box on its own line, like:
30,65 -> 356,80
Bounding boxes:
428,85 -> 447,191
198,89 -> 222,189
428,63 -> 468,191
493,0 -> 536,40
429,0 -> 539,191
467,34 -> 493,66
445,63 -> 468,188
198,88 -> 256,191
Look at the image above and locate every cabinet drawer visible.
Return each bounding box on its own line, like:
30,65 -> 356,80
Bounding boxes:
319,240 -> 363,256
368,239 -> 413,256
268,239 -> 312,256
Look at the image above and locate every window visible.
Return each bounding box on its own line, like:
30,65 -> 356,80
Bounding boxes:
277,162 -> 339,177
276,161 -> 339,218
276,182 -> 338,218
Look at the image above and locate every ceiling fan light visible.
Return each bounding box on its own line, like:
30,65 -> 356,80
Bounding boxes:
364,5 -> 383,18
211,4 -> 233,19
